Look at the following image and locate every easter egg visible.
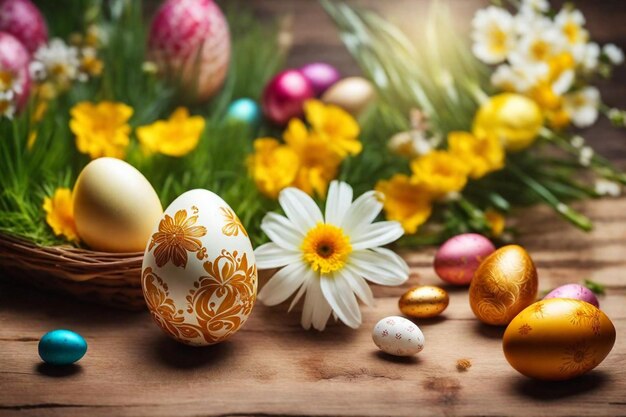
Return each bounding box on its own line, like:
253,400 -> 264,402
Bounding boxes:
73,158 -> 163,253
142,189 -> 257,346
262,69 -> 314,125
0,0 -> 48,54
503,298 -> 616,380
399,285 -> 449,318
0,31 -> 30,110
38,330 -> 87,365
298,62 -> 341,96
372,316 -> 424,357
469,245 -> 538,326
149,0 -> 230,102
434,233 -> 495,285
543,283 -> 600,308
226,97 -> 261,128
321,76 -> 375,117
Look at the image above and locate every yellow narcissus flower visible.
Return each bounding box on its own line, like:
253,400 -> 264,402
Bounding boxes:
43,188 -> 79,242
448,131 -> 504,179
304,99 -> 362,157
410,151 -> 469,196
375,174 -> 433,234
473,93 -> 543,152
247,138 -> 299,199
485,208 -> 506,237
137,107 -> 205,157
284,118 -> 342,198
70,101 -> 133,159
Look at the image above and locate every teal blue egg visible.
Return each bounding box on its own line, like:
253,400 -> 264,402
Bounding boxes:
38,330 -> 87,365
226,98 -> 261,127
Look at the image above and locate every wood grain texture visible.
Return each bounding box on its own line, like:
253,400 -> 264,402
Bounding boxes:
1,1 -> 626,416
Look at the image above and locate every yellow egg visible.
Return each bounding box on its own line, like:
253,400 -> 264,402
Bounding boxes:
503,298 -> 616,381
469,245 -> 537,325
73,157 -> 163,252
399,285 -> 449,318
321,76 -> 375,116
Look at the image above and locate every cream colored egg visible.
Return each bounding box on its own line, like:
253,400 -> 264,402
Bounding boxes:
73,157 -> 163,253
372,316 -> 424,357
321,76 -> 375,116
141,189 -> 257,346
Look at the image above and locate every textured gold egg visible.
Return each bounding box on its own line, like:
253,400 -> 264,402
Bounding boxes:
399,285 -> 449,318
469,245 -> 537,325
503,298 -> 616,381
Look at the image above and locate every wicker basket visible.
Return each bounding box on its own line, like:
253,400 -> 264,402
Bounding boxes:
0,233 -> 146,310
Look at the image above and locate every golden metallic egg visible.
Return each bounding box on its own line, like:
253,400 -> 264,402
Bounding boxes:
469,245 -> 537,326
503,298 -> 616,381
399,285 -> 449,318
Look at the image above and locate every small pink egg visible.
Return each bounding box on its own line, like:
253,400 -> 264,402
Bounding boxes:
434,233 -> 495,285
543,283 -> 599,308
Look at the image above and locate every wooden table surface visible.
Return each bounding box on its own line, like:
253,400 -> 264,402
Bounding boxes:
2,1 -> 626,416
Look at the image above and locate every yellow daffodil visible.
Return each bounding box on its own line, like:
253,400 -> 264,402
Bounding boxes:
304,99 -> 362,157
70,101 -> 133,159
448,131 -> 504,179
247,138 -> 299,199
410,151 -> 469,196
137,107 -> 205,157
473,93 -> 543,152
284,119 -> 342,198
43,188 -> 79,243
485,208 -> 505,237
375,174 -> 433,234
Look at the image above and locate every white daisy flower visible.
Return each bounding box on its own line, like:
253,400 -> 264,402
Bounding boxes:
564,87 -> 600,128
255,181 -> 409,331
509,27 -> 567,65
519,0 -> 550,14
555,8 -> 588,46
573,42 -> 600,73
32,38 -> 80,85
594,179 -> 622,197
491,62 -> 548,93
0,90 -> 15,119
603,43 -> 624,66
471,6 -> 517,64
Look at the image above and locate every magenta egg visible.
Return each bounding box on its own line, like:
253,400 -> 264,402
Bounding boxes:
298,62 -> 341,96
262,69 -> 315,125
543,284 -> 600,308
0,0 -> 48,54
434,233 -> 496,285
149,0 -> 230,102
0,31 -> 31,110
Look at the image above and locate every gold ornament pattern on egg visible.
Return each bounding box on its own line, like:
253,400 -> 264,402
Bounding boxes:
469,245 -> 537,326
143,204 -> 258,345
148,206 -> 208,268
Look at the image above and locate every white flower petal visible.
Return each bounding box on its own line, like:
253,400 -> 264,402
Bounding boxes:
257,261 -> 308,306
350,221 -> 404,250
254,242 -> 301,270
289,266 -> 315,312
260,212 -> 303,250
301,274 -> 332,331
341,191 -> 383,236
320,273 -> 361,329
343,265 -> 375,307
279,187 -> 323,231
349,248 -> 409,286
324,181 -> 353,226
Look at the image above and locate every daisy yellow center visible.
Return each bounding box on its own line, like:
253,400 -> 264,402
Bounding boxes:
489,28 -> 507,54
301,223 -> 352,274
563,22 -> 579,43
530,40 -> 550,61
0,70 -> 14,91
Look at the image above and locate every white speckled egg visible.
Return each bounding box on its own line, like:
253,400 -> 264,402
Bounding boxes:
141,189 -> 257,346
372,316 -> 424,357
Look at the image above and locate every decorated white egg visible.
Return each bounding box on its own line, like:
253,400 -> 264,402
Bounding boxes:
372,316 -> 424,357
141,189 -> 257,346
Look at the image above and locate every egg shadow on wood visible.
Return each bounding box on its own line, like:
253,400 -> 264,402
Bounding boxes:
410,315 -> 447,326
35,363 -> 83,378
472,321 -> 505,339
511,370 -> 611,400
148,334 -> 235,370
372,350 -> 421,364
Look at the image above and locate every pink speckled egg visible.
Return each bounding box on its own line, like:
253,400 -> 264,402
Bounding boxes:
543,284 -> 599,308
434,233 -> 495,285
0,0 -> 48,54
0,31 -> 30,109
148,0 -> 230,102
